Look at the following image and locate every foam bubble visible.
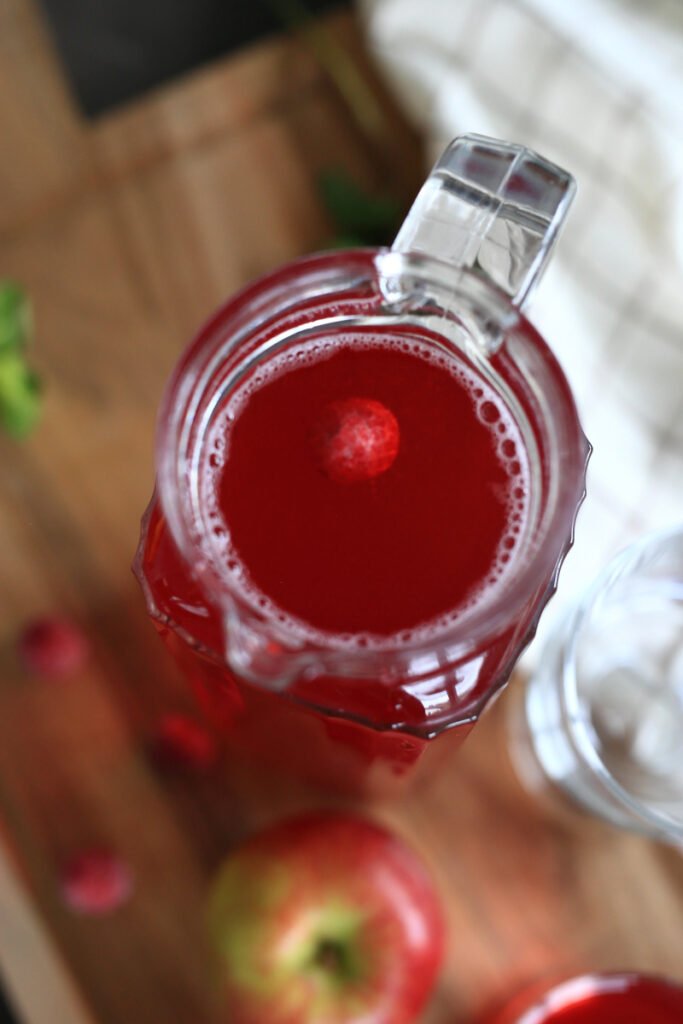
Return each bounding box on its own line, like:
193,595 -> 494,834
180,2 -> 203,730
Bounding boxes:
478,400 -> 500,424
197,332 -> 531,650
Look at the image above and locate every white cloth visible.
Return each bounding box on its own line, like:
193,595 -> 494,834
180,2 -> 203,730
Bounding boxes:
359,0 -> 683,651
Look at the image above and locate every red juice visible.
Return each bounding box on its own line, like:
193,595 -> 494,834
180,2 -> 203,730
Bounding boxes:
212,337 -> 528,641
486,973 -> 683,1024
136,248 -> 588,795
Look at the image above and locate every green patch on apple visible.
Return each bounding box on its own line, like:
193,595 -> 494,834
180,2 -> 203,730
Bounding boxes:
290,903 -> 368,987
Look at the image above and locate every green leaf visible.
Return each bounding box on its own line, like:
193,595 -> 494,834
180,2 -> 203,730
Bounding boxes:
322,234 -> 368,250
318,170 -> 400,246
0,352 -> 42,437
0,280 -> 32,354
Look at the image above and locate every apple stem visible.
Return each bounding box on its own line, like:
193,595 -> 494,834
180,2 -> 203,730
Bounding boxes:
313,938 -> 351,978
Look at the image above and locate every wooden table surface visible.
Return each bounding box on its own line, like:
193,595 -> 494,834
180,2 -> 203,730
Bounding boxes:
1,2 -> 682,1023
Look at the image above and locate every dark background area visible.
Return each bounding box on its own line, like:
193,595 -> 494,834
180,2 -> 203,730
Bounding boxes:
39,0 -> 348,116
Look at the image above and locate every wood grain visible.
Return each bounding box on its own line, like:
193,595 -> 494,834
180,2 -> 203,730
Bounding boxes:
0,0 -> 89,234
0,3 -> 681,1023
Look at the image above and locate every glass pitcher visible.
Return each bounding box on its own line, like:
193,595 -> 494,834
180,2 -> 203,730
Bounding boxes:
134,134 -> 590,796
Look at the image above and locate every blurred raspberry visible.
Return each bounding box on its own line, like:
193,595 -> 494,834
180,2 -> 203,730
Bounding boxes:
150,713 -> 218,773
60,848 -> 133,915
18,616 -> 89,678
310,397 -> 399,484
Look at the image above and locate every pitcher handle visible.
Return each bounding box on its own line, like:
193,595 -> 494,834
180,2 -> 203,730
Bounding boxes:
391,134 -> 576,310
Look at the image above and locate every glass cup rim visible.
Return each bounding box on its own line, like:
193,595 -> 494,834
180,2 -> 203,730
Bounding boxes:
560,523 -> 683,840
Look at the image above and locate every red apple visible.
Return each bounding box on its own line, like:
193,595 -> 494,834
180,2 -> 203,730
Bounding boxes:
208,812 -> 445,1024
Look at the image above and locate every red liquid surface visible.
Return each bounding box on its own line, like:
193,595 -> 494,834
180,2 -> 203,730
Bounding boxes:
493,975 -> 683,1024
212,338 -> 528,639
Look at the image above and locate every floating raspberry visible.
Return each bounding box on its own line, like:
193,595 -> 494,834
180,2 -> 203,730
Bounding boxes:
60,849 -> 133,915
150,713 -> 218,773
18,616 -> 89,678
310,397 -> 399,483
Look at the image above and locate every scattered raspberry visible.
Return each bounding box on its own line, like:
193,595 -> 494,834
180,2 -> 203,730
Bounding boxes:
310,397 -> 399,483
60,849 -> 133,915
150,713 -> 218,773
18,617 -> 89,678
